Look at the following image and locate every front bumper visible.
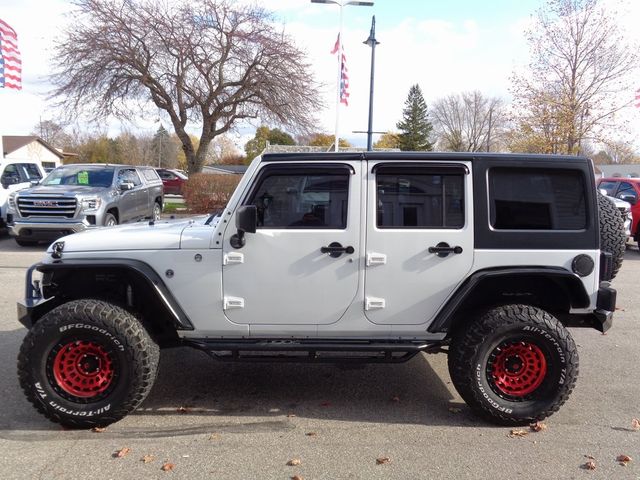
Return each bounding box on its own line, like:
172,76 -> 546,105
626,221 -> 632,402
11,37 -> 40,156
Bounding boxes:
9,220 -> 90,240
16,263 -> 53,329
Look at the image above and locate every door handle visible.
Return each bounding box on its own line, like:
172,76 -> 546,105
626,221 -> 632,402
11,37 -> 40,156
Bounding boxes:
428,242 -> 463,258
321,241 -> 355,258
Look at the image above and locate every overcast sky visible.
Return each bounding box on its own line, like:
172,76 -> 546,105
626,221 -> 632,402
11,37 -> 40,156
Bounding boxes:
0,0 -> 639,150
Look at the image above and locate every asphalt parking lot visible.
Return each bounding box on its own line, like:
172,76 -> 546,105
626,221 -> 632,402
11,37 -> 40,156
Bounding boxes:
0,233 -> 639,480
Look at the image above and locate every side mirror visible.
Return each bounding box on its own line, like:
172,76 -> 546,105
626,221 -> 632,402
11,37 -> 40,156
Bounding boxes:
1,176 -> 19,189
119,181 -> 134,191
619,194 -> 637,206
230,205 -> 257,248
30,179 -> 40,187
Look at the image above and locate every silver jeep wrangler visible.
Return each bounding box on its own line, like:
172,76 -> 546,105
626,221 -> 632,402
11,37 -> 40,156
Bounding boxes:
16,152 -> 623,428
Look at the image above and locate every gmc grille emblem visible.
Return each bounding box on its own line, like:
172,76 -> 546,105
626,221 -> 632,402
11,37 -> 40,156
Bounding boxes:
34,200 -> 58,207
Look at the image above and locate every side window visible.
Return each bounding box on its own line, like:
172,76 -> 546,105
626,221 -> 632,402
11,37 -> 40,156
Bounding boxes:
376,167 -> 465,229
617,182 -> 637,201
142,169 -> 160,181
247,170 -> 350,229
157,169 -> 174,180
20,163 -> 43,180
118,169 -> 142,186
490,168 -> 586,230
598,181 -> 618,196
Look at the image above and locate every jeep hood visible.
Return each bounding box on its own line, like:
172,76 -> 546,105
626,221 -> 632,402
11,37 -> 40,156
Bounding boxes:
49,218 -> 208,252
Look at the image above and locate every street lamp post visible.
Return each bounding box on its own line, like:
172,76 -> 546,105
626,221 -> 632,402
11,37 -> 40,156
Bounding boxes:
311,0 -> 374,152
363,15 -> 379,151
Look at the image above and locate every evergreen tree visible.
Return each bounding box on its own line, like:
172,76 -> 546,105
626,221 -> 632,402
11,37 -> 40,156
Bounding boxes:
396,84 -> 434,151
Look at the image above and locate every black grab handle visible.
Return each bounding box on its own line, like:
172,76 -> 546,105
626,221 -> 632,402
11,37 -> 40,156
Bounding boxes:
321,242 -> 355,258
428,242 -> 463,258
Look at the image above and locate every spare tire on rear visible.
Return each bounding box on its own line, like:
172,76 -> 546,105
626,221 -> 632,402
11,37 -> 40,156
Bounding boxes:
597,192 -> 625,279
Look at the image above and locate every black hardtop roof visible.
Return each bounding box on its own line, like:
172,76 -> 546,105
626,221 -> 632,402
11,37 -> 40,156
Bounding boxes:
261,152 -> 590,163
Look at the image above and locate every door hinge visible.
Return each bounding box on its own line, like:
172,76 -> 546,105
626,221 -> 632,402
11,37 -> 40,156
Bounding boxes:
223,252 -> 244,265
365,297 -> 386,310
366,252 -> 387,266
223,296 -> 245,310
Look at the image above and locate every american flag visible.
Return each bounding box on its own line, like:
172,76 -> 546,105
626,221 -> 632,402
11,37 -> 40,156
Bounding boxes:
0,18 -> 22,90
330,34 -> 349,106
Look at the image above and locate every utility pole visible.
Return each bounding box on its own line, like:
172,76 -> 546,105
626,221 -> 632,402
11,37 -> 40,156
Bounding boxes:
364,16 -> 379,151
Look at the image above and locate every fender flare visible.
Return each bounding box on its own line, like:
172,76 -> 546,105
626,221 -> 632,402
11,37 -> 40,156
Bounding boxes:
427,267 -> 590,333
35,258 -> 193,330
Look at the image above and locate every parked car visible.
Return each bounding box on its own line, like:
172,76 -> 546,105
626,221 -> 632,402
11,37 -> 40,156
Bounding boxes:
156,168 -> 187,195
16,152 -> 622,428
7,164 -> 163,246
598,177 -> 639,243
0,160 -> 46,230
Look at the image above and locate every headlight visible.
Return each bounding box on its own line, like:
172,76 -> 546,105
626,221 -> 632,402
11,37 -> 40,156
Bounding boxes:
8,193 -> 17,212
81,198 -> 102,211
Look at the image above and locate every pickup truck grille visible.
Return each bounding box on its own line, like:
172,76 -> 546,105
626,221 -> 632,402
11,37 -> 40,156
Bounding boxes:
17,196 -> 77,218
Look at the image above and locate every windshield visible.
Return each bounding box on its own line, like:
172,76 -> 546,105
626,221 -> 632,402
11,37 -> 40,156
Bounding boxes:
42,166 -> 115,188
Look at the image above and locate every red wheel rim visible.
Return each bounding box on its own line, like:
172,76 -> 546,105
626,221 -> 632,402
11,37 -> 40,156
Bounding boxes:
489,341 -> 547,398
52,340 -> 115,398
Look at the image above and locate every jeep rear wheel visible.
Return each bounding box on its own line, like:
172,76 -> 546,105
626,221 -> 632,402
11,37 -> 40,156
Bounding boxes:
17,299 -> 159,428
448,304 -> 578,425
597,192 -> 625,279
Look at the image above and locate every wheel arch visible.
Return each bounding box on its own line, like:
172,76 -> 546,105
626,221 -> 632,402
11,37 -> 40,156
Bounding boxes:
428,267 -> 592,336
29,259 -> 192,346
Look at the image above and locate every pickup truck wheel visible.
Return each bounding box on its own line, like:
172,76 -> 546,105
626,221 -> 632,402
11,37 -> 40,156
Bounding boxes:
448,304 -> 578,425
104,213 -> 118,227
153,202 -> 162,221
597,192 -> 625,279
17,299 -> 159,428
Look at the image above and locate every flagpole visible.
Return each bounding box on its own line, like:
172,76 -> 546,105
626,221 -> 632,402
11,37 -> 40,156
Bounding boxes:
334,4 -> 344,152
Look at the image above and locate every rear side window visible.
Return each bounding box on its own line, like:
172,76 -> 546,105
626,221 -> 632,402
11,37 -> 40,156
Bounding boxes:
247,170 -> 349,229
142,168 -> 160,181
376,167 -> 465,229
490,168 -> 586,230
21,163 -> 43,180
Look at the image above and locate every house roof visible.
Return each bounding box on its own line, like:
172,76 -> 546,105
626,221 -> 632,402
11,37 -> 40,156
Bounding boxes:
2,135 -> 65,159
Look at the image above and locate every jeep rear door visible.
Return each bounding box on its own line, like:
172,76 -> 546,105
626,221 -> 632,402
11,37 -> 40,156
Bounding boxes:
222,162 -> 361,326
364,161 -> 474,325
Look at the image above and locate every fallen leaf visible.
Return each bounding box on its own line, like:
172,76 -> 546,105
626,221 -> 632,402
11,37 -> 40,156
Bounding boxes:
161,462 -> 175,472
530,421 -> 547,432
583,460 -> 596,470
91,427 -> 107,433
632,418 -> 640,431
114,447 -> 131,458
508,429 -> 528,438
177,406 -> 191,414
208,433 -> 220,441
141,455 -> 155,464
376,457 -> 391,465
305,432 -> 317,437
291,476 -> 305,480
391,396 -> 400,403
287,458 -> 302,466
617,454 -> 632,465
448,407 -> 462,414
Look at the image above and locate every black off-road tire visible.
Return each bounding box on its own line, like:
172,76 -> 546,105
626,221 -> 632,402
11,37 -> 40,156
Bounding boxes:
448,304 -> 578,425
17,299 -> 159,428
597,192 -> 625,279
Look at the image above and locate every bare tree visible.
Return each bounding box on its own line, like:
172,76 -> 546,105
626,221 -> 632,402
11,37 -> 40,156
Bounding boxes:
510,0 -> 637,155
51,0 -> 321,173
431,91 -> 505,152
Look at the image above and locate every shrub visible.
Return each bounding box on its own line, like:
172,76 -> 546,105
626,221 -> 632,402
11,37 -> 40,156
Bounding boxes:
182,173 -> 242,214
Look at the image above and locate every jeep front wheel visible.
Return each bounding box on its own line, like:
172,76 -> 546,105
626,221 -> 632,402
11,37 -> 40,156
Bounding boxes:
17,299 -> 159,428
448,304 -> 578,425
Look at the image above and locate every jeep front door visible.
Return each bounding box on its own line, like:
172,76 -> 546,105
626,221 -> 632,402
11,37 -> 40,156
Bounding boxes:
364,162 -> 474,325
222,162 -> 361,326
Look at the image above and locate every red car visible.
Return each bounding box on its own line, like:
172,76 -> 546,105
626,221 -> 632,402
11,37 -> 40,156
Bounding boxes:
156,168 -> 187,195
598,177 -> 639,240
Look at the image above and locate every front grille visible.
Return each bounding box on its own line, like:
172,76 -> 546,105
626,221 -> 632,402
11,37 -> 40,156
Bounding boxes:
17,196 -> 77,218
